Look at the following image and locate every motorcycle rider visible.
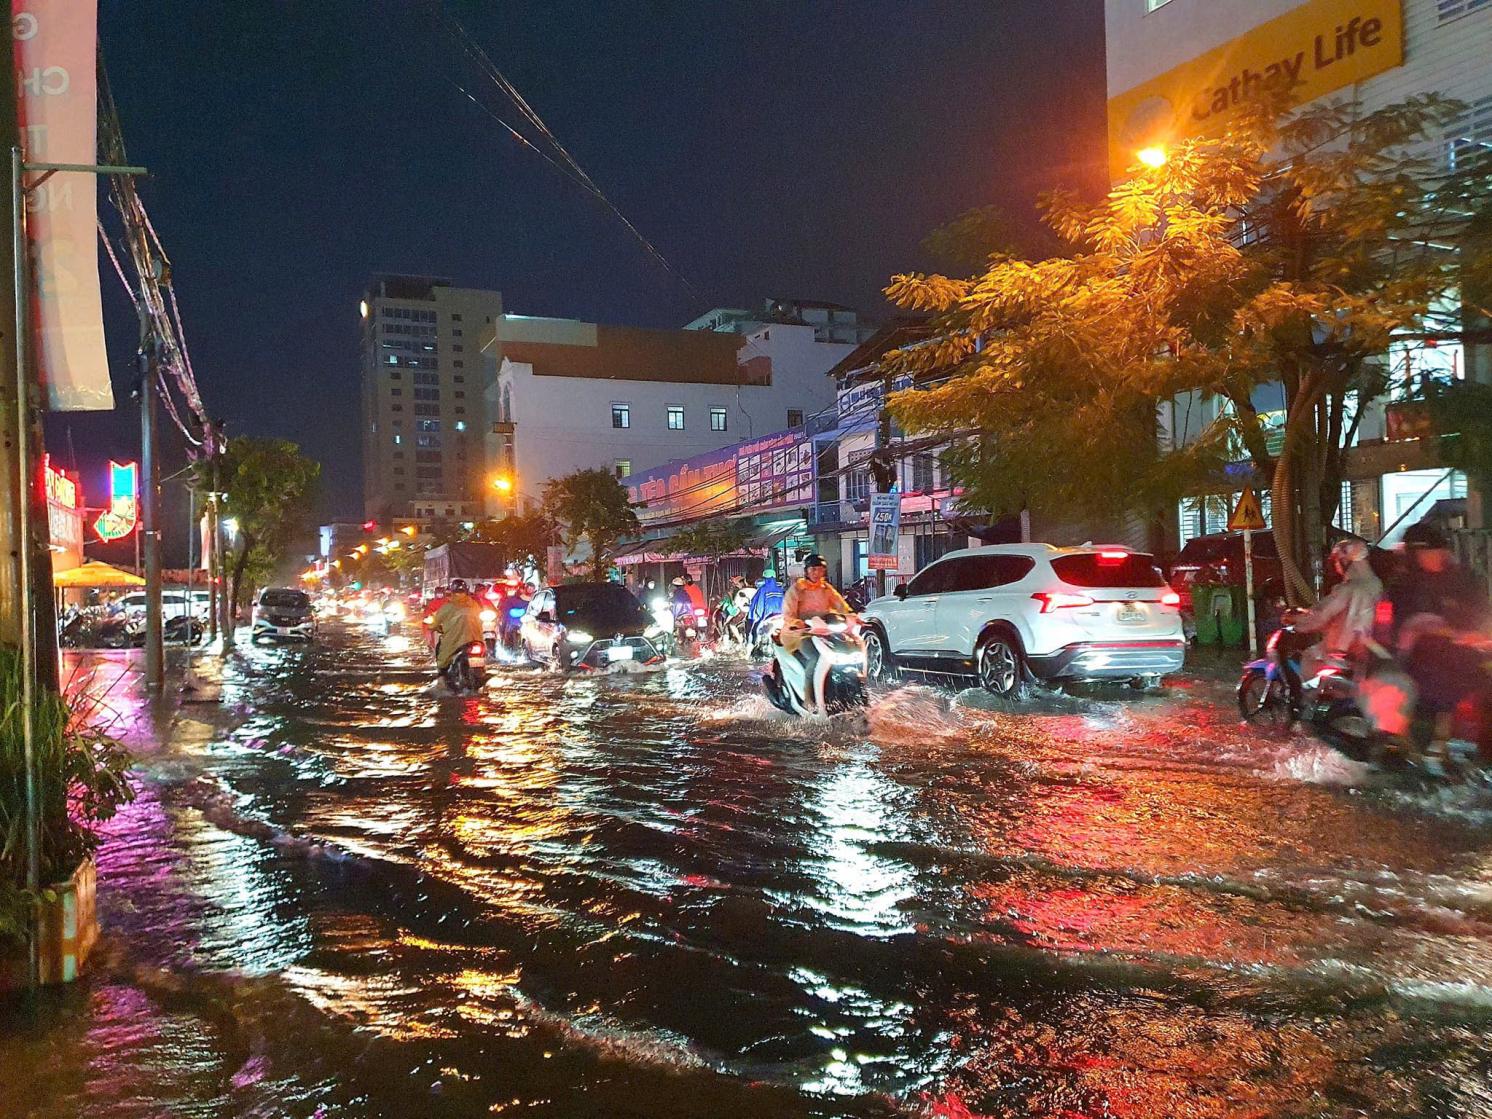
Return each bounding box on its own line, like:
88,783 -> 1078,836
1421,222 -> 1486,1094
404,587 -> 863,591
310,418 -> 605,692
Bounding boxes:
1293,538 -> 1382,685
668,576 -> 693,621
431,579 -> 485,684
747,568 -> 784,631
779,554 -> 856,703
1384,522 -> 1492,769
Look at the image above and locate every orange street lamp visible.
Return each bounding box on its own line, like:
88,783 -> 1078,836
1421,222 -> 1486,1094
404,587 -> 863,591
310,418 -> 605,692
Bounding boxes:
401,525 -> 418,537
1136,145 -> 1167,169
491,475 -> 514,494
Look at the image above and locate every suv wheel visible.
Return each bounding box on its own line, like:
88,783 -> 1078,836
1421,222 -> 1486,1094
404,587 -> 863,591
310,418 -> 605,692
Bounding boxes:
977,635 -> 1027,699
863,626 -> 895,682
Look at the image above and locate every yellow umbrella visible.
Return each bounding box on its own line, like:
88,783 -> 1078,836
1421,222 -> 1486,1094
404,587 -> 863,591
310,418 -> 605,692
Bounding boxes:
52,561 -> 146,588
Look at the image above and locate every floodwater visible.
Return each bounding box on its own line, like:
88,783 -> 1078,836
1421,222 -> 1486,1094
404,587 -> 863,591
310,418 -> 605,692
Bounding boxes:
6,622 -> 1492,1118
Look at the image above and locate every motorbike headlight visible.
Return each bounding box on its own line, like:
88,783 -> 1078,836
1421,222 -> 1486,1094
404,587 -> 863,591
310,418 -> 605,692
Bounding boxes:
480,609 -> 497,623
385,603 -> 406,621
566,630 -> 594,645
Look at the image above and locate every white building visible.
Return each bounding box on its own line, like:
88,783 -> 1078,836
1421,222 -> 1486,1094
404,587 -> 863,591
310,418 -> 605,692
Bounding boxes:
1106,0 -> 1492,546
481,312 -> 861,516
685,299 -> 879,346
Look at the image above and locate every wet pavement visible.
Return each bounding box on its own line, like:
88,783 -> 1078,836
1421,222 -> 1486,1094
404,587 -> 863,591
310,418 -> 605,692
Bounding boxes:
6,622 -> 1492,1117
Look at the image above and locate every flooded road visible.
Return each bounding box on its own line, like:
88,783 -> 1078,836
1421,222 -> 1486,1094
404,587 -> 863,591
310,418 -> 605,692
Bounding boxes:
7,622 -> 1492,1117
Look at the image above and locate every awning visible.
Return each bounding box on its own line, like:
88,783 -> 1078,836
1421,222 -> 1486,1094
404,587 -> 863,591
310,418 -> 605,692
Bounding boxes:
53,560 -> 145,588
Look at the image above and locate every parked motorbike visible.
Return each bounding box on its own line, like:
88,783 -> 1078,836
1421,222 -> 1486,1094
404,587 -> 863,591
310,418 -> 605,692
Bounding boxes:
443,640 -> 488,694
762,613 -> 869,718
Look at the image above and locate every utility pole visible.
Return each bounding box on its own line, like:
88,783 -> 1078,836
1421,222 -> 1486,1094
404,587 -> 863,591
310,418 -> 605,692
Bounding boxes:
0,29 -> 21,655
139,342 -> 163,690
204,427 -> 218,644
214,435 -> 234,650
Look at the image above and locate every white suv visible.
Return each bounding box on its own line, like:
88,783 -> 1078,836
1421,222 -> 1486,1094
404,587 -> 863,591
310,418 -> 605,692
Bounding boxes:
860,544 -> 1184,697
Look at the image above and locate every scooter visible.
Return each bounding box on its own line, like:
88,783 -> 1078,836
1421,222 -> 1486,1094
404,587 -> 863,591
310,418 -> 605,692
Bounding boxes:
750,612 -> 782,660
443,640 -> 488,695
674,607 -> 708,659
762,613 -> 869,718
1237,616 -> 1374,755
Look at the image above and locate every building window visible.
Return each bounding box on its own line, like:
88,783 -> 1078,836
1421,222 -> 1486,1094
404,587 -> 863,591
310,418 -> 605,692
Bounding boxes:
451,313 -> 462,321
453,375 -> 464,383
453,344 -> 463,353
910,453 -> 935,493
453,360 -> 464,369
454,420 -> 467,432
845,468 -> 870,504
1145,0 -> 1173,9
392,434 -> 402,445
666,405 -> 684,430
1438,0 -> 1491,21
709,407 -> 727,432
453,328 -> 463,337
417,418 -> 440,431
612,403 -> 630,429
787,409 -> 804,427
614,459 -> 632,479
390,388 -> 402,396
391,404 -> 403,412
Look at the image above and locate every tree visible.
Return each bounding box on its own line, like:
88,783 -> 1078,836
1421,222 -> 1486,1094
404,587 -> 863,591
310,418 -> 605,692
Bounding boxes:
883,95 -> 1492,603
667,518 -> 752,599
470,512 -> 557,571
543,469 -> 640,580
198,437 -> 320,613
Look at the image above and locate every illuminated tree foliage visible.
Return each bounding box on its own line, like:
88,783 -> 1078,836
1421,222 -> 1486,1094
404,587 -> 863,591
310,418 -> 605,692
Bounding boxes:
544,468 -> 640,581
199,437 -> 321,611
885,96 -> 1492,602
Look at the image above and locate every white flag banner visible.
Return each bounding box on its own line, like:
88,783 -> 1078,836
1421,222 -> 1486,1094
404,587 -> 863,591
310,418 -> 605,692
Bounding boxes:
15,0 -> 114,411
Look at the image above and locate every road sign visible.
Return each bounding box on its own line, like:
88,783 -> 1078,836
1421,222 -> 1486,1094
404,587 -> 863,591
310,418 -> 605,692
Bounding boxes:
868,492 -> 900,571
1227,486 -> 1266,533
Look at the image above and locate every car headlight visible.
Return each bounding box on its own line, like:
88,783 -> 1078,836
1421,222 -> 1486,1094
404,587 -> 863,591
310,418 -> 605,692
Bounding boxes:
566,630 -> 594,645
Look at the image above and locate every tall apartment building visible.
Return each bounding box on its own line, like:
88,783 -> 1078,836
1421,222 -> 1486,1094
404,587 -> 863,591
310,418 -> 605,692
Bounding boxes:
360,275 -> 505,524
1106,0 -> 1492,544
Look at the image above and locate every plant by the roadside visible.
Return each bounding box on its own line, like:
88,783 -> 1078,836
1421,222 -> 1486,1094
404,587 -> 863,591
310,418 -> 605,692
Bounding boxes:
0,652 -> 134,943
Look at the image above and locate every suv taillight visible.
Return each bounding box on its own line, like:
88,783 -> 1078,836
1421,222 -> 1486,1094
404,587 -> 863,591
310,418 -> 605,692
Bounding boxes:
1031,592 -> 1094,613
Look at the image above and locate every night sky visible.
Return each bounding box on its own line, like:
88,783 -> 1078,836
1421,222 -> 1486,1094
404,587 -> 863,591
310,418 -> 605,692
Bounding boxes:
53,0 -> 1107,544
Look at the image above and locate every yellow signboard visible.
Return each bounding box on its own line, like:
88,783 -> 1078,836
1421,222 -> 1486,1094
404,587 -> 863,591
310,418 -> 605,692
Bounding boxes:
1107,0 -> 1403,176
1228,486 -> 1267,533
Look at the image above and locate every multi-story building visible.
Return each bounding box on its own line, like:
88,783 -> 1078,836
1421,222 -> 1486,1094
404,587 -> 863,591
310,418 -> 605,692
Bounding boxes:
685,299 -> 879,346
1106,0 -> 1491,547
360,275 -> 505,524
481,309 -> 863,516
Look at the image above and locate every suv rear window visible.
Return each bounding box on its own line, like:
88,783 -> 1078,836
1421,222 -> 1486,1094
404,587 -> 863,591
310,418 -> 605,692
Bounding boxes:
260,590 -> 310,610
1051,553 -> 1165,588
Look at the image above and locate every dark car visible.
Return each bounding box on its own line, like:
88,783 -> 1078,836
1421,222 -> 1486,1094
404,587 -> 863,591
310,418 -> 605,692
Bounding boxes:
251,587 -> 316,643
521,583 -> 665,670
1168,531 -> 1283,615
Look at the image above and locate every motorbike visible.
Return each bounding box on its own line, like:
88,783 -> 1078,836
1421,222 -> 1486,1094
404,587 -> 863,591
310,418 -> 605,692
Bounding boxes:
1237,619 -> 1373,757
1240,616 -> 1488,776
750,612 -> 782,660
91,612 -> 204,649
762,613 -> 870,718
443,640 -> 488,694
674,606 -> 709,658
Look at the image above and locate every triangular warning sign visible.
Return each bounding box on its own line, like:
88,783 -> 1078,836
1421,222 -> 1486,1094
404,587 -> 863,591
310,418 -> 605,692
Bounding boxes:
1227,486 -> 1266,532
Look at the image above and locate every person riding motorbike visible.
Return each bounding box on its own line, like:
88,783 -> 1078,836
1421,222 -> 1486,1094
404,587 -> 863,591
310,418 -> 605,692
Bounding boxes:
1381,522 -> 1492,770
778,555 -> 856,702
1293,538 -> 1382,685
747,569 -> 784,630
668,577 -> 693,621
431,580 -> 486,680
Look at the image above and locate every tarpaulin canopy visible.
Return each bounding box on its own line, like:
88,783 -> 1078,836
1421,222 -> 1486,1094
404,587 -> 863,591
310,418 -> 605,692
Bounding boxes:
52,561 -> 145,588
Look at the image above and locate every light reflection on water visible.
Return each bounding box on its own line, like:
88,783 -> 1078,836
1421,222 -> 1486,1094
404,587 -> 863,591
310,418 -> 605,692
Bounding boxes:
8,631 -> 1492,1117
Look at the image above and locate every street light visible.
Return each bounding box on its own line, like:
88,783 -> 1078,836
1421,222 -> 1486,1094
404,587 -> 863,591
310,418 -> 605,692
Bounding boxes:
222,516 -> 239,537
1136,145 -> 1168,169
491,475 -> 514,494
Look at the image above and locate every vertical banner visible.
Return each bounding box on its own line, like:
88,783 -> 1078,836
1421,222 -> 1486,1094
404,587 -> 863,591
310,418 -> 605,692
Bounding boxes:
868,492 -> 900,571
15,0 -> 113,411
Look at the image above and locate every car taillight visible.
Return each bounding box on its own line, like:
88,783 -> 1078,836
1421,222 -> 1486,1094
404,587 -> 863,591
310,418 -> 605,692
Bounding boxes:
1031,591 -> 1094,613
1098,549 -> 1128,561
468,642 -> 485,655
1160,591 -> 1181,607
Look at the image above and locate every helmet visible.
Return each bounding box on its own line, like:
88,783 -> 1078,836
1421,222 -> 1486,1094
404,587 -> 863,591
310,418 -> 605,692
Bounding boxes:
761,569 -> 775,580
1331,538 -> 1369,570
804,553 -> 828,570
671,577 -> 685,587
1403,521 -> 1448,550
449,579 -> 469,593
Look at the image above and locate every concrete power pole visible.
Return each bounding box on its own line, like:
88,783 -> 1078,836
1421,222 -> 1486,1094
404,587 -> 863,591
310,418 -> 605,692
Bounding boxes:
139,343 -> 163,690
0,26 -> 21,654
